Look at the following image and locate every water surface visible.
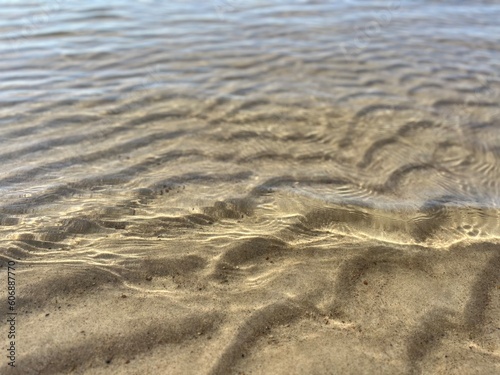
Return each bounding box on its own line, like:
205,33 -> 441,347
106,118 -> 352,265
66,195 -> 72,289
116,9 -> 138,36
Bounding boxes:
1,1 -> 500,374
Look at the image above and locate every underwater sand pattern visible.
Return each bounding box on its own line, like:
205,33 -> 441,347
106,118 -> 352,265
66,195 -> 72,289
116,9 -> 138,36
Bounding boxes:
1,0 -> 500,374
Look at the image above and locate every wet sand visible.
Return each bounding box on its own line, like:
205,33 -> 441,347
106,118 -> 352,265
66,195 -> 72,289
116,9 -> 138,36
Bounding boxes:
1,0 -> 500,374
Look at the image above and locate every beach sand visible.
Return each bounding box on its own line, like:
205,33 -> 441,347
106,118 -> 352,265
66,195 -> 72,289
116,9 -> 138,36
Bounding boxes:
1,0 -> 500,374
2,235 -> 499,374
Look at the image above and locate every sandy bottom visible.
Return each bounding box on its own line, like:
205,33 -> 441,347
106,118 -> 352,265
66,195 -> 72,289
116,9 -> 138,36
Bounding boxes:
2,0 -> 500,373
1,234 -> 499,374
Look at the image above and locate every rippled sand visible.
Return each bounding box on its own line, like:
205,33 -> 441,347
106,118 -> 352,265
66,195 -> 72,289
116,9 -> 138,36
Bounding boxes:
1,0 -> 500,374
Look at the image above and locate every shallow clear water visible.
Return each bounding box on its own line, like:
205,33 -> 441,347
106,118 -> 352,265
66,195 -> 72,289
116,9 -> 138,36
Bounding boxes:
1,0 -> 500,373
2,0 -> 500,246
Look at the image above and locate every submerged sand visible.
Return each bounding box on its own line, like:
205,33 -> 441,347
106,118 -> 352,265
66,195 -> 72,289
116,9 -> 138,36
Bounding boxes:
3,233 -> 500,374
1,0 -> 500,374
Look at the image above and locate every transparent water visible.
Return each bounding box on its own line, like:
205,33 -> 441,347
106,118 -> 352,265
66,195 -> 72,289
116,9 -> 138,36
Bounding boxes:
1,1 -> 499,373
